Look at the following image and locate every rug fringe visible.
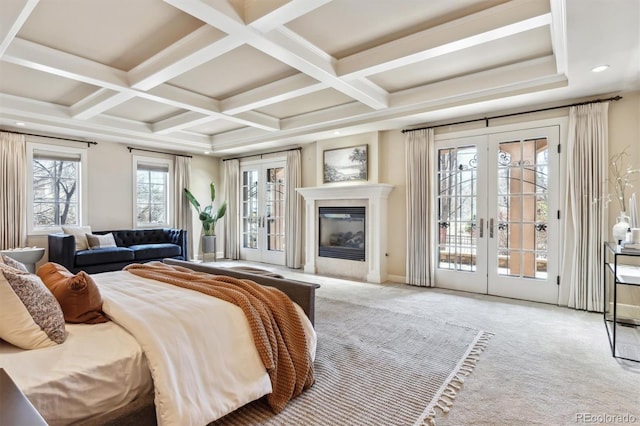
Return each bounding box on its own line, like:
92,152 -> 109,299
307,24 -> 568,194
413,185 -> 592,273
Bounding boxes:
418,330 -> 494,426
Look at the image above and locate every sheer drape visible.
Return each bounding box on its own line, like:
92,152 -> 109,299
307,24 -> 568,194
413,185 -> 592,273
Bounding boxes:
174,156 -> 193,260
561,103 -> 609,311
224,159 -> 240,260
0,132 -> 27,250
285,150 -> 302,269
405,129 -> 435,286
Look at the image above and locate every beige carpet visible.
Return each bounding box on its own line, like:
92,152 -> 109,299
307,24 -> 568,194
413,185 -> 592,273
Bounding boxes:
212,297 -> 492,426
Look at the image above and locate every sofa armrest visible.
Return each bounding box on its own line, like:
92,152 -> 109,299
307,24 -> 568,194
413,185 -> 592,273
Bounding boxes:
47,234 -> 76,270
164,228 -> 188,260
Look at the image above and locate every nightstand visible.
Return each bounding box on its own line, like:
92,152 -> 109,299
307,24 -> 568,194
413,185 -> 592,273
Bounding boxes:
0,368 -> 47,425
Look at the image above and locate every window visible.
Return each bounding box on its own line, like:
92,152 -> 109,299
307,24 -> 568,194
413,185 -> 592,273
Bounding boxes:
27,143 -> 88,234
134,156 -> 172,227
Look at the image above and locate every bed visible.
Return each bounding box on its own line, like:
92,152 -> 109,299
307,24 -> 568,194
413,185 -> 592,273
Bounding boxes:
0,257 -> 318,426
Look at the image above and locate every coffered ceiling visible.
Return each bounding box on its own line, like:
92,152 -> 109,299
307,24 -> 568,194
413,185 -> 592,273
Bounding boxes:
0,0 -> 638,155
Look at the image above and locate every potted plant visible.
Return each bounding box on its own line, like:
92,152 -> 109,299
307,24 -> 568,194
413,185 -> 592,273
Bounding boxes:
184,182 -> 227,256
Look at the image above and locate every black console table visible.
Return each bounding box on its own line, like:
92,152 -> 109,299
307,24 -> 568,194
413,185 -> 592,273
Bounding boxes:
603,242 -> 640,362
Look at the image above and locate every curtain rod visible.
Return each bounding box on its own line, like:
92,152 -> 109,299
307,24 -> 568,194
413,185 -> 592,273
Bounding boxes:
127,146 -> 192,158
222,146 -> 301,162
401,95 -> 623,134
1,129 -> 98,147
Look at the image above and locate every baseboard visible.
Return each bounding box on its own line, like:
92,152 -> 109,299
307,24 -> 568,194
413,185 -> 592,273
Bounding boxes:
386,274 -> 406,284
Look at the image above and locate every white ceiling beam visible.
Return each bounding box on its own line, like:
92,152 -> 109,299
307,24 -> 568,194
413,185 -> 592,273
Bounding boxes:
0,0 -> 39,57
549,0 -> 568,75
337,0 -> 552,78
153,111 -> 210,134
6,37 -> 277,129
166,0 -> 389,110
4,38 -> 130,89
70,89 -> 136,119
128,26 -> 243,91
247,0 -> 332,32
209,56 -> 565,149
153,108 -> 280,134
0,93 -> 211,149
221,73 -> 326,114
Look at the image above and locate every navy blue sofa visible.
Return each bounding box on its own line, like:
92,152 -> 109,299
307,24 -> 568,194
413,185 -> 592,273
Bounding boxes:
48,228 -> 188,274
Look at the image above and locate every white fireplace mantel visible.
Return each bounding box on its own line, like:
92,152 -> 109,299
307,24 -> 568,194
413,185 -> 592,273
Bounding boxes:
296,184 -> 394,283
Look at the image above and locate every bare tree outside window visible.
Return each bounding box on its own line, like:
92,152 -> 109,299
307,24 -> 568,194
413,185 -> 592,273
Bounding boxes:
32,158 -> 79,227
136,167 -> 168,226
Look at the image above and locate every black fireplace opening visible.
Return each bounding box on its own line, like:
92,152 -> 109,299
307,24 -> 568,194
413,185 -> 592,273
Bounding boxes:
318,206 -> 365,261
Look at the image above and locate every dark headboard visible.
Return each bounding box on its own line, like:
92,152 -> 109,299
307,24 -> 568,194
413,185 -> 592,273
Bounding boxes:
162,259 -> 319,325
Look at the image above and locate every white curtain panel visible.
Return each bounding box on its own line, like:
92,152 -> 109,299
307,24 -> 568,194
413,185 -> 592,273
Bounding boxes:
0,132 -> 27,250
174,156 -> 193,260
224,159 -> 240,260
561,103 -> 609,311
285,150 -> 302,269
405,128 -> 435,286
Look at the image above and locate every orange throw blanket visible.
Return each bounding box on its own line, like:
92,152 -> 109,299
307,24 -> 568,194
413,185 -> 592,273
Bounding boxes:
124,262 -> 314,412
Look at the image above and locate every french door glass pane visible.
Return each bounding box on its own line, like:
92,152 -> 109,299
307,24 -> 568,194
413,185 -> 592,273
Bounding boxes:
266,167 -> 285,252
437,146 -> 477,272
241,170 -> 258,249
496,138 -> 548,279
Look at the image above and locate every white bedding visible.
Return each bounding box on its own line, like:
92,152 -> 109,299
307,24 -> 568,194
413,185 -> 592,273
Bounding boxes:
94,270 -> 317,426
0,321 -> 153,426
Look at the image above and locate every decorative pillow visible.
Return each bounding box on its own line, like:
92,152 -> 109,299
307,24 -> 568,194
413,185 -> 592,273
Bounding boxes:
61,225 -> 92,251
86,232 -> 117,250
0,263 -> 66,349
37,262 -> 109,324
1,254 -> 29,272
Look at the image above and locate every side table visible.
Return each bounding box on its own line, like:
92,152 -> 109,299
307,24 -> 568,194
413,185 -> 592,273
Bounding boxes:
0,368 -> 48,425
0,248 -> 46,273
603,242 -> 640,363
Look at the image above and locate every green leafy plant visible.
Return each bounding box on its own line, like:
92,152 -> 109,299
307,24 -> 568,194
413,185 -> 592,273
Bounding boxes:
184,182 -> 227,236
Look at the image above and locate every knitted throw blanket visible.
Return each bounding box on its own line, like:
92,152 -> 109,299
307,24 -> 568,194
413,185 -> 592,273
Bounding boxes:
124,262 -> 315,413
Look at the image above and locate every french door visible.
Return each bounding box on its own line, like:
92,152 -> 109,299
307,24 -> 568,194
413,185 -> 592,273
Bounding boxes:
435,126 -> 560,304
240,159 -> 286,265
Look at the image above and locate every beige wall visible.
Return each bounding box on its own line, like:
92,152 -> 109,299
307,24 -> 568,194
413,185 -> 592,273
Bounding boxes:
24,90 -> 639,307
27,137 -> 218,266
296,90 -> 640,308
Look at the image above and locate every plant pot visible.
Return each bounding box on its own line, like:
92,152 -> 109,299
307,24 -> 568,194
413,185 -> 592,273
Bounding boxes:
202,235 -> 217,255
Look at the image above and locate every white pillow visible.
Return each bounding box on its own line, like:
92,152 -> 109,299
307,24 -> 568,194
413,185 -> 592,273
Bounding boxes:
0,263 -> 66,349
62,225 -> 92,251
86,232 -> 117,249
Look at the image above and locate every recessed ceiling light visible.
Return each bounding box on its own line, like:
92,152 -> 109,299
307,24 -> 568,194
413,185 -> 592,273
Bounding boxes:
15,122 -> 25,126
204,151 -> 210,154
333,131 -> 341,135
591,65 -> 609,73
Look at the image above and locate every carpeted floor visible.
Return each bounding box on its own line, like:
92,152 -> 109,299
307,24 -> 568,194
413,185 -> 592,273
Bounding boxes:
213,297 -> 491,426
211,261 -> 640,426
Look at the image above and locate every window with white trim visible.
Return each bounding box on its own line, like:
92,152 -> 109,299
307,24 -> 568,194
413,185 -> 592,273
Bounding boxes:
27,143 -> 88,234
134,156 -> 172,227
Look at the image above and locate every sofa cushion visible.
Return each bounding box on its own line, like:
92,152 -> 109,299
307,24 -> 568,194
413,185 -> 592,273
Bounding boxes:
86,232 -> 117,249
75,247 -> 134,266
130,243 -> 181,261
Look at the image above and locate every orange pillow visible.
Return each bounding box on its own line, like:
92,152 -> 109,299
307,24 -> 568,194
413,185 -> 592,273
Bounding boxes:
37,262 -> 109,324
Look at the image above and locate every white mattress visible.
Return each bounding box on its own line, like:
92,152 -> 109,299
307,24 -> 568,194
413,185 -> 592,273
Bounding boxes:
0,321 -> 153,426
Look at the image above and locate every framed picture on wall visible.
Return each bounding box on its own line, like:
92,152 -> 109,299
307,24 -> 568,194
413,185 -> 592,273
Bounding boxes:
323,144 -> 368,183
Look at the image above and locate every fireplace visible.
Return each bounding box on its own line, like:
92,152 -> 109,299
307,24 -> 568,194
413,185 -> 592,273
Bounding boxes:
318,207 -> 365,261
297,184 -> 394,283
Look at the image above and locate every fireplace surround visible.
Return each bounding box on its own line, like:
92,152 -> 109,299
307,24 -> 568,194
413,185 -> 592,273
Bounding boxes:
297,184 -> 394,283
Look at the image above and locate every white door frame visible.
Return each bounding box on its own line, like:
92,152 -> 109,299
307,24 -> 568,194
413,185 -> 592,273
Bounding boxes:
434,118 -> 565,304
239,157 -> 286,265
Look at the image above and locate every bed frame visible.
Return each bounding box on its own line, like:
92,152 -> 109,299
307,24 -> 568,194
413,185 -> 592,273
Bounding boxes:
162,259 -> 319,325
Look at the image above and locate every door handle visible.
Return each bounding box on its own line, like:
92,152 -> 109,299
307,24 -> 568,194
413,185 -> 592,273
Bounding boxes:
489,218 -> 494,238
479,218 -> 484,238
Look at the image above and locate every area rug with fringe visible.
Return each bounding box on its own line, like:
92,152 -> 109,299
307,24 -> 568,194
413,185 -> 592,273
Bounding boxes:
212,297 -> 492,426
